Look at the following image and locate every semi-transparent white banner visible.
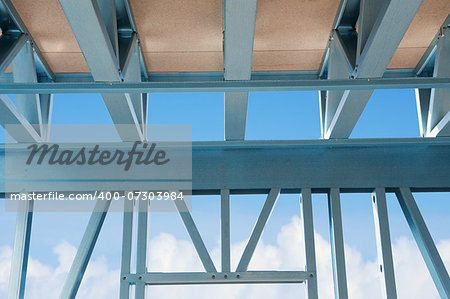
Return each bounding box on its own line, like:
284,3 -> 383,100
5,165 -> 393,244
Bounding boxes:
4,124 -> 192,212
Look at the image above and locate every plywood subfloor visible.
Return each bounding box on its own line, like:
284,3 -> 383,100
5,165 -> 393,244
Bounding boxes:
388,0 -> 450,68
7,0 -> 450,73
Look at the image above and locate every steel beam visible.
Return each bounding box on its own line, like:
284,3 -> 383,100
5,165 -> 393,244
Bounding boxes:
426,31 -> 450,137
135,198 -> 148,299
236,188 -> 280,272
125,271 -> 310,285
7,199 -> 33,299
0,33 -> 27,74
372,188 -> 397,299
395,188 -> 450,298
300,188 -> 318,299
58,0 -> 144,141
221,189 -> 231,272
60,198 -> 111,299
324,40 -> 352,139
356,0 -> 422,77
223,0 -> 257,140
356,0 -> 388,63
12,41 -> 52,140
224,92 -> 248,141
328,188 -> 348,299
2,138 -> 450,192
11,43 -> 41,127
122,34 -> 146,133
415,88 -> 431,137
119,196 -> 136,299
173,198 -> 217,272
319,90 -> 327,137
0,1 -> 53,142
96,0 -> 119,58
116,0 -> 147,81
0,68 -> 421,84
223,0 -> 257,81
333,30 -> 356,74
428,112 -> 450,137
324,0 -> 422,139
318,0 -> 360,78
58,0 -> 118,80
0,94 -> 41,142
0,0 -> 54,81
1,77 -> 449,94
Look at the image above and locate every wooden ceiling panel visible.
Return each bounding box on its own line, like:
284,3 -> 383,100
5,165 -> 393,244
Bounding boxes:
388,0 -> 450,69
252,0 -> 340,71
10,0 -> 87,73
130,0 -> 223,72
6,0 -> 449,73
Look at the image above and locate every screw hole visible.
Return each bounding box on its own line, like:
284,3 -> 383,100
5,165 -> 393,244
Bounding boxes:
236,274 -> 240,278
211,274 -> 216,279
224,274 -> 228,279
138,276 -> 142,280
122,276 -> 126,280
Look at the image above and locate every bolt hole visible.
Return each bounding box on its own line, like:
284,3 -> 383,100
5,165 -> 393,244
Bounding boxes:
211,274 -> 216,279
122,276 -> 126,280
138,276 -> 142,280
310,274 -> 314,278
236,274 -> 240,278
224,274 -> 228,279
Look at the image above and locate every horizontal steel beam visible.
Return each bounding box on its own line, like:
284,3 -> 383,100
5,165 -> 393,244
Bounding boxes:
124,271 -> 311,285
0,77 -> 449,94
1,138 -> 450,192
0,69 -> 426,83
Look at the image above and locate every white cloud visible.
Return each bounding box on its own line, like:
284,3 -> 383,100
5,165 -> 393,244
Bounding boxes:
0,242 -> 119,299
0,216 -> 448,298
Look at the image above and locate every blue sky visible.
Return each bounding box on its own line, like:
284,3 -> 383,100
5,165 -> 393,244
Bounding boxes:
0,89 -> 449,298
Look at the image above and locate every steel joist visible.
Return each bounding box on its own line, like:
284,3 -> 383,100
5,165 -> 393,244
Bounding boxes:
58,0 -> 146,141
416,26 -> 450,137
223,0 -> 258,141
322,0 -> 422,139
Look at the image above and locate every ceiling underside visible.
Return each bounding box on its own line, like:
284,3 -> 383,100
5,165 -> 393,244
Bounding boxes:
8,0 -> 450,73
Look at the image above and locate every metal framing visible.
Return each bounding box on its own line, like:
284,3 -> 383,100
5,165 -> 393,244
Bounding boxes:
372,188 -> 397,299
328,188 -> 348,299
2,0 -> 450,298
300,188 -> 318,299
322,0 -> 423,139
7,199 -> 33,299
223,0 -> 257,141
60,198 -> 111,299
396,188 -> 450,299
58,0 -> 146,141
